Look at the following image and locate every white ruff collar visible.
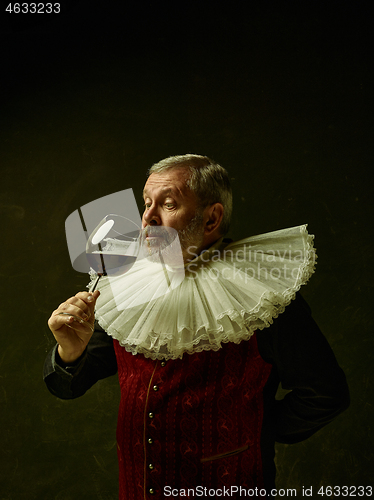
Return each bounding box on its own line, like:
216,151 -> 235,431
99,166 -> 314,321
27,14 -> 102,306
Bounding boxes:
88,224 -> 317,360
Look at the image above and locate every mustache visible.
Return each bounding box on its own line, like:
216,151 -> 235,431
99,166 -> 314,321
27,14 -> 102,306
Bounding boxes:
144,227 -> 164,237
141,226 -> 179,248
142,226 -> 176,239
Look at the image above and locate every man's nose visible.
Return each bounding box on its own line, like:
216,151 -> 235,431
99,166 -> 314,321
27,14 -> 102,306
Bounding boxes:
143,206 -> 161,226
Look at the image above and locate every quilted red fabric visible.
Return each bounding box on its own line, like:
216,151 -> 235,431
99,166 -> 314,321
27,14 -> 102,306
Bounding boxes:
114,333 -> 272,499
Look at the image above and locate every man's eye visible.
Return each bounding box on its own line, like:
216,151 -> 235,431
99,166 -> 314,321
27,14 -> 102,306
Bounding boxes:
165,203 -> 174,209
144,203 -> 151,209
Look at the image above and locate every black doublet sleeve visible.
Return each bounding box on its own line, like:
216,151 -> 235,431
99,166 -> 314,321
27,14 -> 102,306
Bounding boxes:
257,293 -> 350,444
43,322 -> 117,399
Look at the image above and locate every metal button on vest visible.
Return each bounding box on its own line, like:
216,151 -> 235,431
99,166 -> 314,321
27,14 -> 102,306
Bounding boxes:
160,361 -> 166,367
148,412 -> 154,419
148,437 -> 153,444
148,463 -> 154,470
153,385 -> 159,391
149,488 -> 155,495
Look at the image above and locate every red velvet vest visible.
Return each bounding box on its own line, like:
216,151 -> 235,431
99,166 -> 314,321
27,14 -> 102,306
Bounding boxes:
113,333 -> 272,500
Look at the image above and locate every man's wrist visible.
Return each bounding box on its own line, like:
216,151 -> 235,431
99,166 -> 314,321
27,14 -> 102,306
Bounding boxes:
57,345 -> 85,365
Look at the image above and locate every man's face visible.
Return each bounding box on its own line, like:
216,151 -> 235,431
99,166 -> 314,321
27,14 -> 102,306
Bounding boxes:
141,167 -> 204,261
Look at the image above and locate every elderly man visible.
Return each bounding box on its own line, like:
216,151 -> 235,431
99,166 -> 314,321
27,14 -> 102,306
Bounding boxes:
44,154 -> 349,499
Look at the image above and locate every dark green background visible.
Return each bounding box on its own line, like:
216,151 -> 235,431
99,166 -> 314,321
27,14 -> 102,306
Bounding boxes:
0,1 -> 372,498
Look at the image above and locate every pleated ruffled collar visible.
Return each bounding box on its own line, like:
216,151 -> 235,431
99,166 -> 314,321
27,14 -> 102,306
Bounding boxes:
88,224 -> 317,360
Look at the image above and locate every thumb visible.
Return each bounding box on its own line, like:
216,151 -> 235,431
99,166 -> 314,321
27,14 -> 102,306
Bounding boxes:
86,290 -> 100,313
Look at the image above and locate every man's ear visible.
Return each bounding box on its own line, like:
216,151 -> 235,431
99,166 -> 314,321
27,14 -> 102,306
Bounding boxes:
204,203 -> 224,235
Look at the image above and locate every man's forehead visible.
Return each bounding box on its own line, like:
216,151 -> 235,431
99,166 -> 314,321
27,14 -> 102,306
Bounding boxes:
143,185 -> 174,197
143,170 -> 190,197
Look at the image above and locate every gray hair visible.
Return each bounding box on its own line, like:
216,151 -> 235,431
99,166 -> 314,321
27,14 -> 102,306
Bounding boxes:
147,154 -> 233,235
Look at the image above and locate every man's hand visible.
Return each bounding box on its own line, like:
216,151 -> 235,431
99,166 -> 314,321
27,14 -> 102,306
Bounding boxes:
48,290 -> 100,364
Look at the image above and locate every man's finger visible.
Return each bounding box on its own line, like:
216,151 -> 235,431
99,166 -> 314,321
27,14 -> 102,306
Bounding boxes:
76,290 -> 100,305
